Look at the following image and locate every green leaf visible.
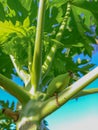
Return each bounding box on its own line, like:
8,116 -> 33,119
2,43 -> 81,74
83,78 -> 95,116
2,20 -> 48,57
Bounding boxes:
51,39 -> 64,47
71,5 -> 95,56
76,59 -> 89,65
0,20 -> 35,68
0,100 -> 15,110
72,0 -> 98,14
44,7 -> 59,32
23,16 -> 30,28
78,64 -> 95,74
17,0 -> 38,24
49,0 -> 68,7
0,2 -> 5,21
72,0 -> 98,29
0,20 -> 26,39
72,43 -> 84,47
0,50 -> 13,78
18,0 -> 33,11
0,100 -> 16,129
7,0 -> 28,22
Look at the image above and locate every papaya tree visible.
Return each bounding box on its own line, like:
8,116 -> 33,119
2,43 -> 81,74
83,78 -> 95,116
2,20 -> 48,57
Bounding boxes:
0,0 -> 98,129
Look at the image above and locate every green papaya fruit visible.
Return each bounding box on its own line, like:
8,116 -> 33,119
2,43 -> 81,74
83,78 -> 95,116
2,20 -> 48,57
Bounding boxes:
46,72 -> 71,98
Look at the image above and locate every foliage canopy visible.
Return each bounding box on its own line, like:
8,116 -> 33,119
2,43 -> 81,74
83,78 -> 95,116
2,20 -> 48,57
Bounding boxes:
0,0 -> 98,129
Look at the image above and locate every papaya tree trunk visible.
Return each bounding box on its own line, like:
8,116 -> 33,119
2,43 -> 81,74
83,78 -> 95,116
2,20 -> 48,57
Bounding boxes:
16,100 -> 48,130
16,119 -> 41,130
16,119 -> 49,130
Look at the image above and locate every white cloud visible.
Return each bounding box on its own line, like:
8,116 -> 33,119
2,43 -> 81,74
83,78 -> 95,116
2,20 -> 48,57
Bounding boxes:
66,116 -> 98,130
49,114 -> 98,130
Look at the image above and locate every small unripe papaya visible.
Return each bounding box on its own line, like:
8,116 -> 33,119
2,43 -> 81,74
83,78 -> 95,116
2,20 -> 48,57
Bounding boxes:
46,72 -> 71,98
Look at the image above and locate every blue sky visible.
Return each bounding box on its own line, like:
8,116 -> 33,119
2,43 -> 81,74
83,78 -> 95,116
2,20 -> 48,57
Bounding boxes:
46,48 -> 98,130
0,46 -> 98,130
46,80 -> 98,130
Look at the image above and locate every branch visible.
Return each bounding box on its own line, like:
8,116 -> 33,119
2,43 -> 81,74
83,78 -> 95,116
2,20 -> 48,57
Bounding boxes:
0,73 -> 32,105
72,88 -> 98,99
31,0 -> 46,92
10,55 -> 30,86
28,41 -> 32,74
2,108 -> 19,122
42,1 -> 72,79
41,67 -> 98,118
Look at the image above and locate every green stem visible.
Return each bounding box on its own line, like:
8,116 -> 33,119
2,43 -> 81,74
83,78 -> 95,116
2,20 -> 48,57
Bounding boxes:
31,0 -> 46,92
41,67 -> 98,118
17,120 -> 41,130
28,41 -> 33,73
0,74 -> 32,105
56,2 -> 71,40
42,1 -> 72,79
72,88 -> 98,99
10,55 -> 30,86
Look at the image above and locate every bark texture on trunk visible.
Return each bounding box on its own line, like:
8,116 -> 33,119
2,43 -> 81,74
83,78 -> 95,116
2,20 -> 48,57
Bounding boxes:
16,100 -> 49,130
16,119 -> 49,130
17,120 -> 40,130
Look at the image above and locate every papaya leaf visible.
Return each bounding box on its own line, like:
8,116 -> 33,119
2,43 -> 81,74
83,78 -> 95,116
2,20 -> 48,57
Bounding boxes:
72,0 -> 98,35
77,63 -> 95,75
18,0 -> 34,11
0,2 -> 5,21
0,100 -> 15,110
0,20 -> 35,68
0,101 -> 16,129
69,5 -> 95,56
7,0 -> 28,22
51,39 -> 64,47
76,59 -> 90,65
0,50 -> 14,78
23,16 -> 30,28
44,6 -> 60,32
72,0 -> 98,14
49,0 -> 68,7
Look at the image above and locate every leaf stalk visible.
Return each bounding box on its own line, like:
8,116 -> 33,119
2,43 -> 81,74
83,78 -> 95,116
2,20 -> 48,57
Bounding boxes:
31,0 -> 46,93
42,1 -> 72,79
